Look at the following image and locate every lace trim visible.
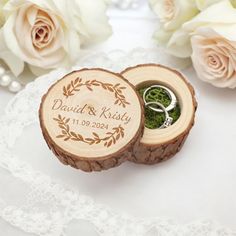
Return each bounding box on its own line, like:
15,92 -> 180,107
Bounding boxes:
0,48 -> 235,235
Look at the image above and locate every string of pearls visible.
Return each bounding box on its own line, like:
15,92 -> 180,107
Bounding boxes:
0,65 -> 22,93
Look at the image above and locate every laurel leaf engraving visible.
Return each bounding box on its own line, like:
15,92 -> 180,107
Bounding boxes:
62,78 -> 130,107
54,115 -> 125,148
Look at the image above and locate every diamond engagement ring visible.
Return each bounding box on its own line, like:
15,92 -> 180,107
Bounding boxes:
143,85 -> 177,113
145,101 -> 173,129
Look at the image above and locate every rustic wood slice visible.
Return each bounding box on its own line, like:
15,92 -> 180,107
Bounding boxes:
121,64 -> 197,165
39,68 -> 144,172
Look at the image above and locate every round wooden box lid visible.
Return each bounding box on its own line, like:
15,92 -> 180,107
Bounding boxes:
39,68 -> 144,172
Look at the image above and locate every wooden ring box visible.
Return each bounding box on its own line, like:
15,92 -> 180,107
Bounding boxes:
39,64 -> 197,172
121,64 -> 197,164
39,69 -> 144,172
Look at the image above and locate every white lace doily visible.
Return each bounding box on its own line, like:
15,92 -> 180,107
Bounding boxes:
0,48 -> 235,236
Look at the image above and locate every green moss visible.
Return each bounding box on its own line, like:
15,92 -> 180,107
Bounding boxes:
139,87 -> 181,129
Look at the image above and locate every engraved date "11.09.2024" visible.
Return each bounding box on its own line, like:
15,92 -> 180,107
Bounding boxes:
72,119 -> 109,130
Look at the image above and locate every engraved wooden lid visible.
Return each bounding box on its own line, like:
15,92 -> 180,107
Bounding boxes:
39,68 -> 144,172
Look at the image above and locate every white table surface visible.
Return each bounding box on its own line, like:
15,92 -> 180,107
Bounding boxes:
1,1 -> 236,235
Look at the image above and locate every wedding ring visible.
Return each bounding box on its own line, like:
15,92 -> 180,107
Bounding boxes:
145,101 -> 173,129
143,85 -> 177,113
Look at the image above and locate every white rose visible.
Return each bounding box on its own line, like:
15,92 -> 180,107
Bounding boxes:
150,0 -> 198,54
150,0 -> 198,31
167,0 -> 236,58
0,0 -> 112,76
166,0 -> 236,88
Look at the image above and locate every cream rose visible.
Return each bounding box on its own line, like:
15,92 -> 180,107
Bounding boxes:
191,28 -> 236,88
150,0 -> 198,31
0,0 -> 112,76
166,0 -> 236,88
150,0 -> 198,53
166,0 -> 236,57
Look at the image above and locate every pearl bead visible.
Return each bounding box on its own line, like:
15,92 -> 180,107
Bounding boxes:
9,81 -> 22,93
0,74 -> 12,87
0,66 -> 5,77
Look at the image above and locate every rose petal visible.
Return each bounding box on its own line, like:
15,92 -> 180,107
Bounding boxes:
167,29 -> 192,57
75,0 -> 112,44
0,29 -> 24,76
63,29 -> 80,63
184,1 -> 236,31
26,4 -> 38,26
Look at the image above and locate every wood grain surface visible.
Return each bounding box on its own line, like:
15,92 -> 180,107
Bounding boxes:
39,68 -> 144,172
